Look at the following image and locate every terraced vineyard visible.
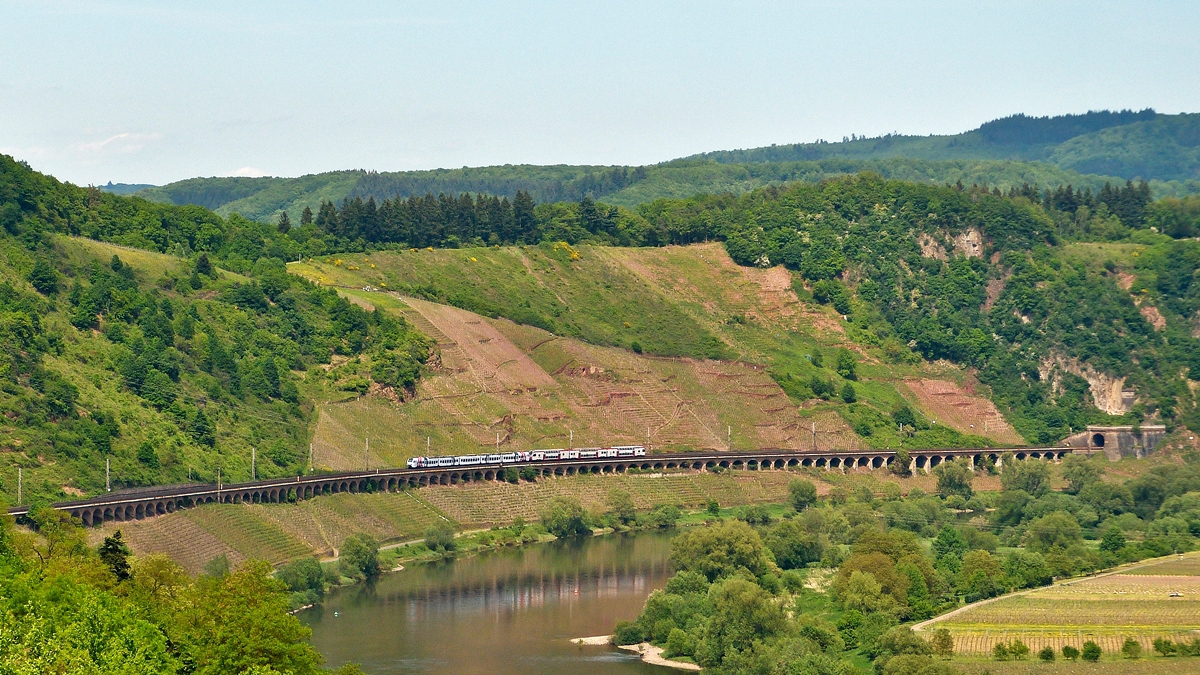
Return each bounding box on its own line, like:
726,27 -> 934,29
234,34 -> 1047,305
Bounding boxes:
420,471 -> 799,526
933,553 -> 1200,655
89,489 -> 453,569
87,511 -> 246,575
296,243 -> 1010,471
184,505 -> 312,564
87,461 -> 963,571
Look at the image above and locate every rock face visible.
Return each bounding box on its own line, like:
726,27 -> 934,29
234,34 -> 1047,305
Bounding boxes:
1040,354 -> 1135,415
917,228 -> 984,260
953,228 -> 984,258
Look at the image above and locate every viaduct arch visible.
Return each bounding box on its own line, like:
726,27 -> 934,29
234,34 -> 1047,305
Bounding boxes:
8,447 -> 1072,528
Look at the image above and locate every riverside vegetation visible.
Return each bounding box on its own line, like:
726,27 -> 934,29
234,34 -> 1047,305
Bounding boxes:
612,451 -> 1200,675
0,507 -> 363,674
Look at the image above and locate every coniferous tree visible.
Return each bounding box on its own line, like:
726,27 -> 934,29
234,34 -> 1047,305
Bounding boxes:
26,258 -> 58,294
99,530 -> 132,581
513,190 -> 537,241
277,211 -> 291,234
300,205 -> 313,225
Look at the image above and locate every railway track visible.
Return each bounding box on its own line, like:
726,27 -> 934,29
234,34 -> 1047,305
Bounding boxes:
7,446 -> 1071,527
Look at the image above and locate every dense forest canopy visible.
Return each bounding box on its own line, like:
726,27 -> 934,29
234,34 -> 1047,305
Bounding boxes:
120,110 -> 1200,224
976,109 -> 1158,146
0,507 -> 361,674
689,110 -> 1200,183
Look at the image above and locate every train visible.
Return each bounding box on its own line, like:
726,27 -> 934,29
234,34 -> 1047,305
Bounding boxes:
406,445 -> 646,469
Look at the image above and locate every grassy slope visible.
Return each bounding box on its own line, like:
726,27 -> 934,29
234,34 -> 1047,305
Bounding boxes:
290,242 -> 1007,458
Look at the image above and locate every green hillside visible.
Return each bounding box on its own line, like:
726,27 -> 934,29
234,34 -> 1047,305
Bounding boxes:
132,110 -> 1200,224
297,172 -> 1190,444
694,110 -> 1200,182
0,156 -> 431,506
4,151 -> 1200,508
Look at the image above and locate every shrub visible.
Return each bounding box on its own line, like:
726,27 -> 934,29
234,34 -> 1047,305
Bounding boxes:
788,479 -> 818,511
137,442 -> 160,469
613,620 -> 644,646
706,500 -> 720,516
1082,640 -> 1102,662
1038,645 -> 1056,662
649,504 -> 681,528
930,629 -> 954,658
541,496 -> 591,537
664,628 -> 695,658
424,522 -> 457,552
738,505 -> 771,525
669,520 -> 775,581
1061,644 -> 1080,661
277,557 -> 326,602
1122,637 -> 1142,659
992,643 -> 1009,661
606,489 -> 637,525
1154,637 -> 1177,657
1009,639 -> 1030,660
340,533 -> 381,580
781,569 -> 804,592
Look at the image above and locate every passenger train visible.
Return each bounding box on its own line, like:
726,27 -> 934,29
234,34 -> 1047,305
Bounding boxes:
406,445 -> 646,469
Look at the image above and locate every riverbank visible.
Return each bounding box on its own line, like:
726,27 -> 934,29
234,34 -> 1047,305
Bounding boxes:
304,528 -> 679,675
619,643 -> 702,671
572,636 -> 702,672
298,499 -> 797,608
85,466 -> 945,575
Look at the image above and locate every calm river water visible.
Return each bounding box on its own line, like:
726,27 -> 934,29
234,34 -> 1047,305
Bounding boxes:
303,531 -> 676,675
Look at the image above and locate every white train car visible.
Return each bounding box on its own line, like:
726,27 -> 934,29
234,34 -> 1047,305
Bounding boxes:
407,445 -> 645,469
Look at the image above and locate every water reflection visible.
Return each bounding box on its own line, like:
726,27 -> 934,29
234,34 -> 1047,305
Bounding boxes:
304,531 -> 676,675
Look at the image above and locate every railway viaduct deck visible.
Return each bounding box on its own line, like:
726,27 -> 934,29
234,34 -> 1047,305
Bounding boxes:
7,446 -> 1070,528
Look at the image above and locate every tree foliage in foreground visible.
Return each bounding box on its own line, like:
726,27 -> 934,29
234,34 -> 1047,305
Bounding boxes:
0,507 -> 371,675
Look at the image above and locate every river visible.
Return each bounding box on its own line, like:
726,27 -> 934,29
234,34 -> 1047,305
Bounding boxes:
303,531 -> 677,674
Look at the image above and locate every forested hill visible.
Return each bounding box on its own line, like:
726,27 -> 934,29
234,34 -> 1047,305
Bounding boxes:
691,110 -> 1200,183
4,152 -> 1200,508
0,155 -> 431,506
122,110 -> 1200,224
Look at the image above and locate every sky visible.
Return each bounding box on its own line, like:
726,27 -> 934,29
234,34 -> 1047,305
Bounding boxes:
2,1 -> 1199,186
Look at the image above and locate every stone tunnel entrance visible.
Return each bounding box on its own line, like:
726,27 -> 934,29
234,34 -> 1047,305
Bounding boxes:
1092,433 -> 1106,448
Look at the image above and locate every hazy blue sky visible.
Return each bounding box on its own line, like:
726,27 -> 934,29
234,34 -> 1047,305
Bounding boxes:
2,1 -> 1198,186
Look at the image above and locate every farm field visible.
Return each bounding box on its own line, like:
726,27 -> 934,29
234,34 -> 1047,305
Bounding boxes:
957,658 -> 1200,674
934,553 -> 1200,656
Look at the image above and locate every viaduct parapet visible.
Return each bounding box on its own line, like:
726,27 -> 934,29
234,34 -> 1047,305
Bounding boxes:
8,447 -> 1072,528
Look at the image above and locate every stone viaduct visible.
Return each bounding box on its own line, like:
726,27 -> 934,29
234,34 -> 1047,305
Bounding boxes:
7,447 -> 1071,528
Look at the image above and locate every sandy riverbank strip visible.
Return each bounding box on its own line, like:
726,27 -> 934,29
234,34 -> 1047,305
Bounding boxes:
571,636 -> 700,671
572,635 -> 613,646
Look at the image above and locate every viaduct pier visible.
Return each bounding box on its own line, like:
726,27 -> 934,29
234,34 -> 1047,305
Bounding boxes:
8,447 -> 1071,528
